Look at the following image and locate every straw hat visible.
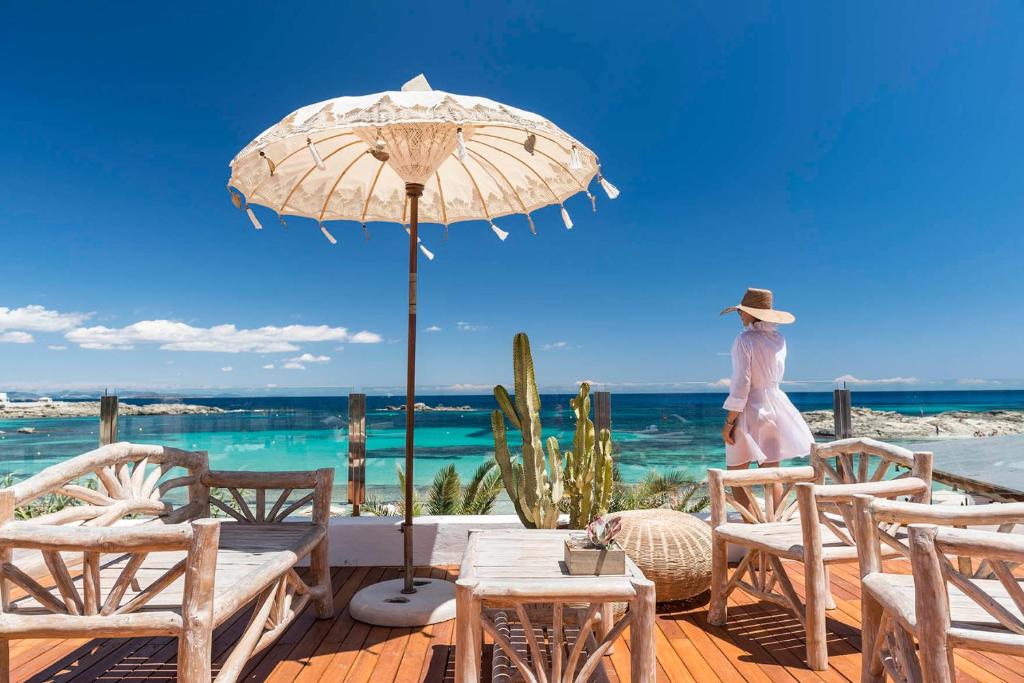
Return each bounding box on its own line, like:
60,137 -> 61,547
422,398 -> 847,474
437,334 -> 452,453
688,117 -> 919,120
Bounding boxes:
720,288 -> 795,324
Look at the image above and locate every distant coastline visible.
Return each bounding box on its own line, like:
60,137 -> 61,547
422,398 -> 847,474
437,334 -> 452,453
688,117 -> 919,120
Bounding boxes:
802,407 -> 1024,440
0,400 -> 225,420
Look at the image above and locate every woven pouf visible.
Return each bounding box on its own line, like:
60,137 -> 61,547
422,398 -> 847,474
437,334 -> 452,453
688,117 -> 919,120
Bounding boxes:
615,509 -> 713,603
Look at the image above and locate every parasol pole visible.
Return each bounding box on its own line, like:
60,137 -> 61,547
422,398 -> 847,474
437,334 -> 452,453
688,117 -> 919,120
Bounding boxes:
402,181 -> 424,594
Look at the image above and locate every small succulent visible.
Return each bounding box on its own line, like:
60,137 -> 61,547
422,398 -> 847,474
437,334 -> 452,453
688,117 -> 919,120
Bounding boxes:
586,515 -> 622,549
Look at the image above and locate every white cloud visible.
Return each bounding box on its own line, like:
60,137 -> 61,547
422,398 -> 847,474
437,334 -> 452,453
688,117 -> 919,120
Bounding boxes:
281,361 -> 306,370
348,330 -> 383,344
541,341 -> 578,352
456,321 -> 485,332
288,353 -> 330,364
47,345 -> 68,351
833,374 -> 918,385
65,320 -> 382,353
0,331 -> 33,344
0,305 -> 91,332
447,383 -> 493,391
958,378 -> 1000,386
221,366 -> 233,373
425,325 -> 442,333
708,378 -> 731,388
262,364 -> 275,370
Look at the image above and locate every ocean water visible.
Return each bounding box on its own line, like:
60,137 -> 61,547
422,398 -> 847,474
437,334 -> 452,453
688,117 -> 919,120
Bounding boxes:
1,391 -> 1023,495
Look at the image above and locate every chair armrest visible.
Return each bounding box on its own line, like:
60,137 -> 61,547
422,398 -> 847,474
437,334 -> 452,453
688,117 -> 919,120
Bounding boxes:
709,465 -> 817,487
929,525 -> 1024,564
814,477 -> 929,503
869,498 -> 1024,526
0,521 -> 193,553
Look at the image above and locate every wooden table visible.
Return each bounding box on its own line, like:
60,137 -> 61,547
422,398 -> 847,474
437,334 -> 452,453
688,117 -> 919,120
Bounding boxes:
455,529 -> 656,683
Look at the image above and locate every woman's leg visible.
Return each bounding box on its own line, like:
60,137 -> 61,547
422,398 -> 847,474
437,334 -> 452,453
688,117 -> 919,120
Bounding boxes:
758,460 -> 783,512
726,461 -> 753,509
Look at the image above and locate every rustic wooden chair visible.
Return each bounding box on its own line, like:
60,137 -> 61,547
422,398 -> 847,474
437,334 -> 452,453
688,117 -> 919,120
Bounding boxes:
853,495 -> 1024,682
708,437 -> 933,670
0,442 -> 334,683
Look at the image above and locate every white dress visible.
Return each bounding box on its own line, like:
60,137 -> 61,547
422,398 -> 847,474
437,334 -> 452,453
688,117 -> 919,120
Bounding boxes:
723,321 -> 814,466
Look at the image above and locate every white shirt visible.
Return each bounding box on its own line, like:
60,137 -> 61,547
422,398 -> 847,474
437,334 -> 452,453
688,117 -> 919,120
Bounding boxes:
723,322 -> 814,465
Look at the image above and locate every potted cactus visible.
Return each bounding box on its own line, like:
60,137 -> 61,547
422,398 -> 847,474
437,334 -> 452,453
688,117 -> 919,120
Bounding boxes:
564,515 -> 626,575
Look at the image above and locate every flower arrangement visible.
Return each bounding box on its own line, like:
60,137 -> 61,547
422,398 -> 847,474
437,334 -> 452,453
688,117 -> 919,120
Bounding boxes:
585,515 -> 623,549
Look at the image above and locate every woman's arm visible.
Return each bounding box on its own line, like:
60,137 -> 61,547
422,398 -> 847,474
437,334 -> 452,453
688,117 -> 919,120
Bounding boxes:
722,336 -> 751,445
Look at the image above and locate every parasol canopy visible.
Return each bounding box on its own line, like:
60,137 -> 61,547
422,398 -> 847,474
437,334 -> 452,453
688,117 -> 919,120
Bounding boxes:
227,74 -> 618,626
228,74 -> 618,241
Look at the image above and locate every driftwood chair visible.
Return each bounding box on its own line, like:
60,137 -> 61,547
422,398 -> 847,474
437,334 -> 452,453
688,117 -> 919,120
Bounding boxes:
708,438 -> 932,670
0,442 -> 333,683
853,495 -> 1024,682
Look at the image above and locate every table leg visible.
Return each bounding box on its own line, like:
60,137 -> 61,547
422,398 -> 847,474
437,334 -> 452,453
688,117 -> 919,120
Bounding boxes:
455,581 -> 480,682
630,580 -> 656,683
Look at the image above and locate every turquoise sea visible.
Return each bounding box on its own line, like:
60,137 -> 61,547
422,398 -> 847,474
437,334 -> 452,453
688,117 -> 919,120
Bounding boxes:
2,391 -> 1023,499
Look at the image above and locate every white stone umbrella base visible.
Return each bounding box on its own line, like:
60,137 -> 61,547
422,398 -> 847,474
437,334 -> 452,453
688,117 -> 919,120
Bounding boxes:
349,577 -> 456,626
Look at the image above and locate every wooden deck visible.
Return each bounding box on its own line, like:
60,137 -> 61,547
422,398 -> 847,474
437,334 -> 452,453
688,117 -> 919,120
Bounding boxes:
10,560 -> 1024,682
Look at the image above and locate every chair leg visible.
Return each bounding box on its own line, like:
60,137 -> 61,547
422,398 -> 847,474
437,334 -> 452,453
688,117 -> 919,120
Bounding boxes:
0,638 -> 8,683
803,559 -> 829,670
708,535 -> 729,625
860,589 -> 885,683
823,565 -> 837,610
311,536 -> 333,619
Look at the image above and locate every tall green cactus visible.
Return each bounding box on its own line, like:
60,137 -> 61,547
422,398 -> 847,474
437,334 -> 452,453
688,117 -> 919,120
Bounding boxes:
557,383 -> 614,528
492,333 -> 562,529
491,333 -> 614,530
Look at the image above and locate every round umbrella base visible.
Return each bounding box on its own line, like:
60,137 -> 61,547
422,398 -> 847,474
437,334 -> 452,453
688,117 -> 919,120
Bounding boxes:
349,577 -> 456,626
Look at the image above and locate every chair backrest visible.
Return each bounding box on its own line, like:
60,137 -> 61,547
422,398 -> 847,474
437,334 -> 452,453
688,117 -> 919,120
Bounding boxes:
4,442 -> 210,528
853,495 -> 1024,579
907,524 -> 1024,654
707,465 -> 818,528
810,437 -> 933,496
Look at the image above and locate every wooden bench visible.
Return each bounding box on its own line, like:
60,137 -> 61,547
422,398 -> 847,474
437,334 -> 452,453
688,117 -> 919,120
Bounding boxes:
0,442 -> 334,683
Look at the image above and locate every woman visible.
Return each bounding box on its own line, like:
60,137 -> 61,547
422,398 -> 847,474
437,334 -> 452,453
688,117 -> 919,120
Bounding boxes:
720,288 -> 813,470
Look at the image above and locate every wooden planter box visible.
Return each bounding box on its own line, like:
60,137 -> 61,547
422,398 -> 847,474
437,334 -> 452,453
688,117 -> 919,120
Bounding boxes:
563,538 -> 626,576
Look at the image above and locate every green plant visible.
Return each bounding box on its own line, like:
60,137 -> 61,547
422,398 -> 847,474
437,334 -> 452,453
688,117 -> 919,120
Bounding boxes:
608,467 -> 709,513
555,383 -> 614,528
363,462 -> 502,517
2,473 -> 101,520
492,332 -> 563,529
585,515 -> 623,548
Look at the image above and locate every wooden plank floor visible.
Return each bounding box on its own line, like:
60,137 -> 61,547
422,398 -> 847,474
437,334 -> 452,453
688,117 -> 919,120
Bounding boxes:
10,560 -> 1024,682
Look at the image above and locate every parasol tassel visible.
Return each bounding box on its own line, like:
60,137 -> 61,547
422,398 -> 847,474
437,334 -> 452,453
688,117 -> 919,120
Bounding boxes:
587,192 -> 597,212
229,188 -> 243,210
526,214 -> 536,235
569,145 -> 583,171
419,244 -> 435,260
307,137 -> 327,171
490,223 -> 509,241
599,174 -> 620,199
443,225 -> 449,240
260,151 -> 276,175
524,133 -> 536,155
456,128 -> 467,161
320,223 -> 337,244
278,214 -> 287,229
560,206 -> 573,230
246,206 -> 262,230
362,223 -> 370,240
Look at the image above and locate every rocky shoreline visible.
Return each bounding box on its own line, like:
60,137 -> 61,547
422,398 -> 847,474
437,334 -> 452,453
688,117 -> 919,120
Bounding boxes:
379,402 -> 474,412
0,401 -> 225,420
802,407 -> 1024,440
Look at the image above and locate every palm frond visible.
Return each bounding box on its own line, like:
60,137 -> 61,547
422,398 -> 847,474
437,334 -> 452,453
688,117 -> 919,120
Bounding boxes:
462,461 -> 496,509
464,469 -> 504,515
427,464 -> 463,516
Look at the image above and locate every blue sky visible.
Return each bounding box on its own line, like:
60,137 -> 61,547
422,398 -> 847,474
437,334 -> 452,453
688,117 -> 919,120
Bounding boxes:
1,1 -> 1022,395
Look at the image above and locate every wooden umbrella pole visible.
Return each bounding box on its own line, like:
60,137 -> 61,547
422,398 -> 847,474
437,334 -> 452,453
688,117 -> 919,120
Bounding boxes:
402,182 -> 424,594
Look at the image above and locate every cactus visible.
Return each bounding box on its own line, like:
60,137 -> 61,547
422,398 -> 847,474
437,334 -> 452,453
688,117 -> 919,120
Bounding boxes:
560,383 -> 615,528
492,333 -> 562,529
492,332 -> 614,530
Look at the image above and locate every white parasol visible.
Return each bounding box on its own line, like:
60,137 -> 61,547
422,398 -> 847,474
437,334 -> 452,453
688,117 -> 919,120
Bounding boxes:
227,74 -> 618,626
